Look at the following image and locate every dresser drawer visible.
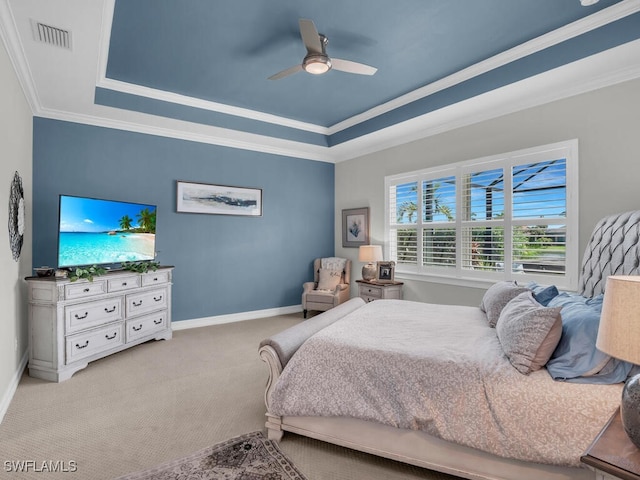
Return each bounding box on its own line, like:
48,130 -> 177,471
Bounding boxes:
64,280 -> 107,300
126,288 -> 167,317
141,270 -> 169,287
65,297 -> 124,334
126,312 -> 167,343
107,275 -> 141,292
360,285 -> 382,299
65,323 -> 124,364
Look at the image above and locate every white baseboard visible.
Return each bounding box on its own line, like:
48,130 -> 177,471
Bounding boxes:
0,349 -> 28,424
171,304 -> 302,331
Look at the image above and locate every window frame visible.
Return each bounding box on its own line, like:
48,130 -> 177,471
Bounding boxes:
384,140 -> 579,290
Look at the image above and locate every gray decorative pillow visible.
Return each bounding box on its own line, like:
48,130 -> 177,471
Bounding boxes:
479,281 -> 528,327
496,291 -> 562,375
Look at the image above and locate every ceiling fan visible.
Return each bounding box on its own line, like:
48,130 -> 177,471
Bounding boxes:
268,19 -> 378,80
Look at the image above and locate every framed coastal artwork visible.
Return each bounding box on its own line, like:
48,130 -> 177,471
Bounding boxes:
176,181 -> 262,216
342,207 -> 369,247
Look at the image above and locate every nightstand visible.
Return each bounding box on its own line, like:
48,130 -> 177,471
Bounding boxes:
356,279 -> 403,303
581,408 -> 640,480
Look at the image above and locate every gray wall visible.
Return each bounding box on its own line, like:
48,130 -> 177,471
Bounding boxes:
0,38 -> 32,420
336,78 -> 640,306
33,118 -> 335,321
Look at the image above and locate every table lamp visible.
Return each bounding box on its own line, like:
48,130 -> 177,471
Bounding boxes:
358,245 -> 382,281
596,275 -> 640,449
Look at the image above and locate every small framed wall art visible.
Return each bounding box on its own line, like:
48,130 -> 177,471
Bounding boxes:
176,181 -> 262,216
376,261 -> 395,283
342,207 -> 369,247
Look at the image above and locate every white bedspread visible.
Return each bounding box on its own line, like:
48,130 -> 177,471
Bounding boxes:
269,299 -> 622,467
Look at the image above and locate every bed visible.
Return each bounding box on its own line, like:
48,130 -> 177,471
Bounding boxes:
258,211 -> 640,480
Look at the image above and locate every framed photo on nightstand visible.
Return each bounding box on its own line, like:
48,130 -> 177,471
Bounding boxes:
376,261 -> 395,283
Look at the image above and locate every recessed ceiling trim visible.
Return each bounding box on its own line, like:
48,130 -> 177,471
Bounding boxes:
329,39 -> 640,163
37,105 -> 331,162
327,0 -> 640,135
39,38 -> 640,165
95,0 -> 640,139
0,0 -> 39,113
97,77 -> 330,135
95,0 -> 327,136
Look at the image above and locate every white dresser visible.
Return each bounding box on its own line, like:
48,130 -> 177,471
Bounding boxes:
26,267 -> 173,382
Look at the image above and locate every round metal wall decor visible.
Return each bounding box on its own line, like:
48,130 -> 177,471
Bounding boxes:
8,171 -> 24,261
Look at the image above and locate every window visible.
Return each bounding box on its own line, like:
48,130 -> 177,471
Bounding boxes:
385,140 -> 579,289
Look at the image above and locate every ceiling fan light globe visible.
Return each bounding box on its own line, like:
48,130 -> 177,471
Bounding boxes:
303,55 -> 331,75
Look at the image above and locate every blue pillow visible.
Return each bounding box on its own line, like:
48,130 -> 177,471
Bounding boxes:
546,293 -> 633,384
532,285 -> 559,306
526,282 -> 560,306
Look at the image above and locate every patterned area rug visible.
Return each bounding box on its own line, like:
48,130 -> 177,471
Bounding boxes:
116,431 -> 307,480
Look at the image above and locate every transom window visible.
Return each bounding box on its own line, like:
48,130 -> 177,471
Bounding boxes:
385,140 -> 579,289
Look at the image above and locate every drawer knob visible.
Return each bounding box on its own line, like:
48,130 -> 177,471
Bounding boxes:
75,340 -> 89,349
133,300 -> 143,307
122,282 -> 127,286
104,306 -> 116,313
153,277 -> 158,281
74,312 -> 89,320
133,324 -> 143,332
83,288 -> 90,293
153,295 -> 163,302
105,332 -> 117,340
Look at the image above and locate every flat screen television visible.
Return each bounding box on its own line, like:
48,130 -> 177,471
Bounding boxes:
57,195 -> 157,268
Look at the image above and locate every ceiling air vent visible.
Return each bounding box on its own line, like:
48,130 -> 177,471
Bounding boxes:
31,20 -> 71,50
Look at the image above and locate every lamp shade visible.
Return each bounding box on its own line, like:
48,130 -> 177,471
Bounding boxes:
358,245 -> 383,263
597,275 -> 640,449
596,275 -> 640,365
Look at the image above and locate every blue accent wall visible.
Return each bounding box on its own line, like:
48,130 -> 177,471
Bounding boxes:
32,118 -> 335,322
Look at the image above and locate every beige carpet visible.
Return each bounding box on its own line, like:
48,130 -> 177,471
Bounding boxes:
0,313 -> 461,480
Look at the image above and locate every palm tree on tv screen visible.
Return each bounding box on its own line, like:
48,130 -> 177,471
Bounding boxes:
119,215 -> 133,231
136,208 -> 156,233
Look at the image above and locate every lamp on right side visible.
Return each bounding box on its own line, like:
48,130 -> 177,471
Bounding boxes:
596,275 -> 640,448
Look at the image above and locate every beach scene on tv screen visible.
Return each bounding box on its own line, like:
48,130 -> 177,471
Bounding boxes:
58,196 -> 156,267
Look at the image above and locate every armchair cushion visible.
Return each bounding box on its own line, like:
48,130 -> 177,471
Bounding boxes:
317,268 -> 342,291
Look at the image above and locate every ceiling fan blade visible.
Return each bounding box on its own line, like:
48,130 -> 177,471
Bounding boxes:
268,64 -> 303,80
299,19 -> 323,54
331,58 -> 377,76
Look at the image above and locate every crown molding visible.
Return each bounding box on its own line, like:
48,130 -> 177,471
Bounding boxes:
35,105 -> 331,162
94,0 -> 640,137
327,0 -> 640,135
95,1 -> 328,136
0,0 -> 39,113
3,0 -> 640,165
329,39 -> 640,163
32,37 -> 640,165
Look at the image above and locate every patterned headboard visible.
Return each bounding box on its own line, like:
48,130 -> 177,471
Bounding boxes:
578,210 -> 640,297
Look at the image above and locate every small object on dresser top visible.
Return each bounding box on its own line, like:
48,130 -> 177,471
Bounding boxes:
34,266 -> 54,277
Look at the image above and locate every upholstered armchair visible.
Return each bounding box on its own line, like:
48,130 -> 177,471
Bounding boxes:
302,257 -> 352,318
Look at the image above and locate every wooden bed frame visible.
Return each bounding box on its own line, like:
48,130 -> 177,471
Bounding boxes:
259,211 -> 640,480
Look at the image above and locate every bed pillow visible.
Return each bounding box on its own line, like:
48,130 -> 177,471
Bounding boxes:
496,291 -> 562,375
480,281 -> 529,327
526,282 -> 560,307
317,268 -> 342,291
546,292 -> 634,384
